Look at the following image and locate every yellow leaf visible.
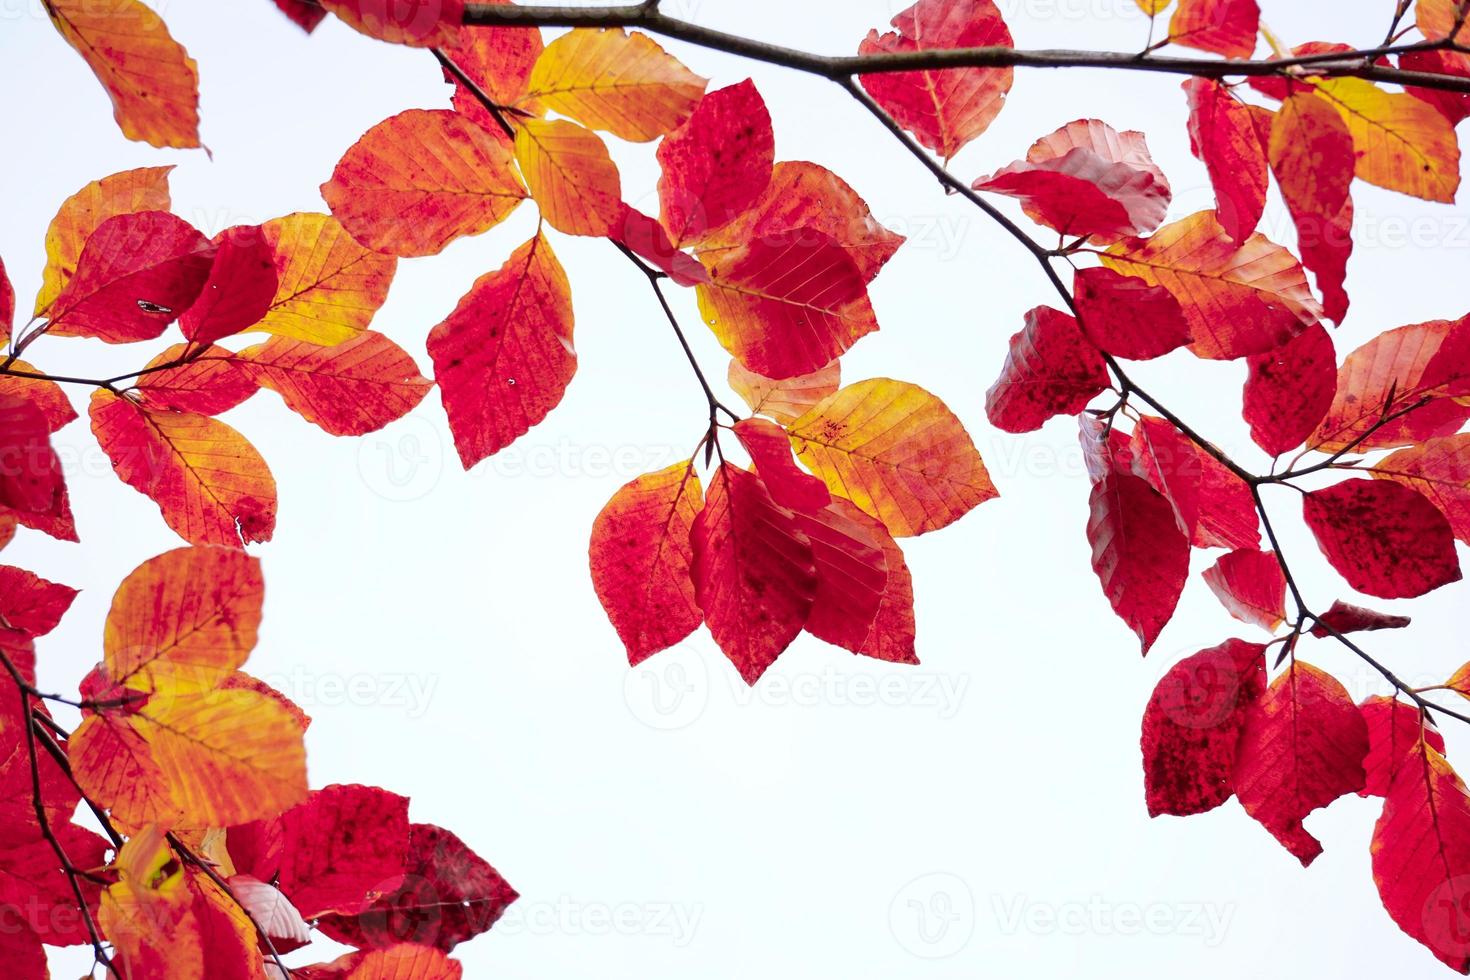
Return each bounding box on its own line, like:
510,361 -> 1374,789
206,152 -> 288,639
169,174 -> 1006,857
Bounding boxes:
786,379 -> 997,537
1314,77 -> 1461,203
46,0 -> 200,149
524,28 -> 707,142
34,167 -> 173,316
514,119 -> 623,236
254,213 -> 397,345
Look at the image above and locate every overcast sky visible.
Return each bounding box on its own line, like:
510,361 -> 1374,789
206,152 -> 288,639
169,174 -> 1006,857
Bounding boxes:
4,0 -> 1469,976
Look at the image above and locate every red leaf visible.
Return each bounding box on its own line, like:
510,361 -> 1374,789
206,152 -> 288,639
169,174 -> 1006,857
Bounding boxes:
1303,479 -> 1462,600
734,418 -> 831,513
48,211 -> 214,343
1086,470 -> 1190,653
179,226 -> 280,345
0,922 -> 44,980
317,0 -> 463,47
318,823 -> 517,952
857,0 -> 1014,161
1130,416 -> 1260,550
1141,639 -> 1266,816
1168,0 -> 1260,58
831,498 -> 916,665
1269,92 -> 1356,322
1242,324 -> 1337,457
230,784 -> 412,920
608,206 -> 709,287
1183,78 -> 1268,244
273,0 -> 328,32
656,80 -> 774,247
1373,434 -> 1470,544
1310,600 -> 1411,638
426,233 -> 575,468
0,255 -> 13,342
985,305 -> 1109,433
235,332 -> 433,436
1202,549 -> 1286,631
690,465 -> 816,684
973,119 -> 1171,241
0,396 -> 65,516
1072,267 -> 1191,360
1360,696 -> 1445,799
588,463 -> 704,666
134,344 -> 259,416
442,4 -> 541,114
1402,49 -> 1470,124
0,365 -> 76,433
0,566 -> 78,637
1234,660 -> 1368,865
794,500 -> 890,653
1372,739 -> 1470,970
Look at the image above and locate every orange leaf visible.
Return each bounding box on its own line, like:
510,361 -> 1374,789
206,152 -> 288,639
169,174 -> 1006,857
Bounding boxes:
426,233 -> 575,468
696,232 -> 877,380
589,462 -> 703,666
323,109 -> 527,258
1102,210 -> 1322,360
443,4 -> 542,113
299,944 -> 464,980
134,344 -> 259,416
691,465 -> 815,684
786,379 -> 996,537
728,359 -> 840,426
89,390 -> 277,547
523,28 -> 707,142
858,0 -> 1014,161
1373,434 -> 1470,544
0,360 -> 77,431
257,213 -> 398,345
1234,661 -> 1368,865
514,118 -> 623,236
46,0 -> 201,148
236,332 -> 433,436
34,166 -> 173,316
1313,77 -> 1461,203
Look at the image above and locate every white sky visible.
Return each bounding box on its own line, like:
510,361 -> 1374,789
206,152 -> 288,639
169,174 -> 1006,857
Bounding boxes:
3,0 -> 1469,976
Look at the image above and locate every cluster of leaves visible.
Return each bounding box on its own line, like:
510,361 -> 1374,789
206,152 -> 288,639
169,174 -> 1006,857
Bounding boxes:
13,0 -> 1470,973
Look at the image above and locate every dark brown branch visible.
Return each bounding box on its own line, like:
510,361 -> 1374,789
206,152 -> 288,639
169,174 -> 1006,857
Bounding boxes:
462,4 -> 1470,94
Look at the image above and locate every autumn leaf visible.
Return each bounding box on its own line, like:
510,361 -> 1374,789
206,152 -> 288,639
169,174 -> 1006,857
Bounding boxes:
1086,467 -> 1190,653
728,359 -> 840,425
1130,416 -> 1259,551
1182,78 -> 1268,244
34,166 -> 173,316
179,226 -> 280,345
1242,324 -> 1337,457
1303,479 -> 1462,600
657,80 -> 775,247
0,362 -> 78,432
588,462 -> 704,666
1359,696 -> 1444,799
1311,317 -> 1470,453
1102,211 -> 1322,360
523,28 -> 707,142
973,119 -> 1172,241
0,565 -> 78,638
788,379 -> 996,537
1072,267 -> 1191,361
0,818 -> 108,944
323,109 -> 527,257
256,213 -> 398,345
317,0 -> 463,47
608,206 -> 710,286
317,823 -> 517,952
444,4 -> 542,125
1310,600 -> 1411,638
735,417 -> 831,513
691,465 -> 816,684
794,498 -> 890,654
273,0 -> 328,32
1313,77 -> 1462,204
134,344 -> 259,417
229,783 -> 412,919
48,211 -> 215,344
1372,435 -> 1470,544
1141,639 -> 1265,816
46,0 -> 201,148
514,118 -> 623,236
1202,549 -> 1286,632
1372,740 -> 1470,970
839,498 -> 918,665
858,0 -> 1014,161
696,231 -> 877,380
0,395 -> 66,517
235,331 -> 433,436
985,305 -> 1110,433
1234,660 -> 1368,864
1168,0 -> 1259,58
696,161 -> 905,283
90,390 -> 277,547
426,232 -> 575,468
299,945 -> 464,980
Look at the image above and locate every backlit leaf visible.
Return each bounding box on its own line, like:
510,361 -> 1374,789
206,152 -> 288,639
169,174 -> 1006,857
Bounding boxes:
1073,267 -> 1191,361
985,304 -> 1110,433
1314,77 -> 1461,203
1168,0 -> 1259,58
317,0 -> 462,47
1372,434 -> 1470,544
728,359 -> 840,425
1359,696 -> 1444,798
179,226 -> 280,345
514,118 -> 623,236
657,80 -> 774,247
256,213 -> 398,345
1242,324 -> 1337,457
1202,549 -> 1286,631
1086,468 -> 1189,653
1303,479 -> 1461,599
134,344 -> 259,417
1182,78 -> 1267,244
